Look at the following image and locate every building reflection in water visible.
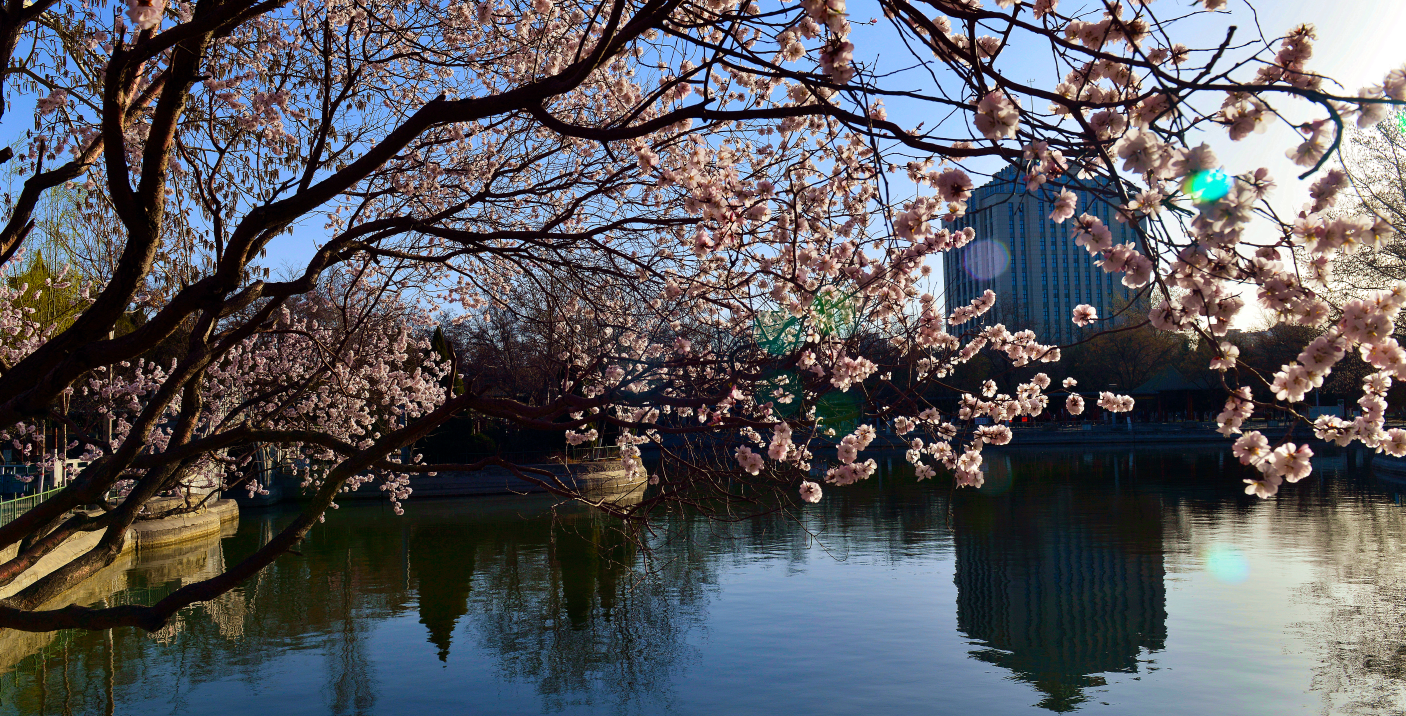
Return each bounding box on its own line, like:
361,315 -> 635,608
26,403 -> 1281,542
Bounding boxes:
7,447 -> 1406,715
950,452 -> 1167,712
408,519 -> 477,661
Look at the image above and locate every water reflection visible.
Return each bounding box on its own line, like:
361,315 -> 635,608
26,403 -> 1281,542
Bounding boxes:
409,519 -> 476,660
0,524 -> 239,715
4,447 -> 1406,714
432,501 -> 710,713
953,454 -> 1167,711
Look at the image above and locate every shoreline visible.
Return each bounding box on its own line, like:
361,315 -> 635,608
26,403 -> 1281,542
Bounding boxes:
230,459 -> 646,507
0,498 -> 239,603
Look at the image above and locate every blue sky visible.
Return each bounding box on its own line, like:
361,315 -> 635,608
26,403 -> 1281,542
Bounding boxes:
7,0 -> 1406,328
845,0 -> 1406,327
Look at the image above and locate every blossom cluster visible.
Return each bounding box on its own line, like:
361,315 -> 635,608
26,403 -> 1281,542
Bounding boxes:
11,0 -> 1406,533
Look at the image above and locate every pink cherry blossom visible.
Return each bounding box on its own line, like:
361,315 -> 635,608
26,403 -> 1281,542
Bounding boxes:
1066,394 -> 1085,415
0,0 -> 1396,632
1233,432 -> 1272,466
974,91 -> 1020,140
1071,304 -> 1098,327
1050,190 -> 1078,223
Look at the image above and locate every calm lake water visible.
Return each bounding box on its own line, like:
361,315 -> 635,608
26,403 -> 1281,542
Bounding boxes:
3,446 -> 1406,715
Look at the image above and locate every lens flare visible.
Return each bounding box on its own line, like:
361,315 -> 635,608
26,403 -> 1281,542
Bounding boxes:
815,391 -> 862,437
758,370 -> 803,417
962,238 -> 1010,281
1202,544 -> 1249,584
812,287 -> 857,339
753,310 -> 803,355
1182,168 -> 1232,205
753,287 -> 858,354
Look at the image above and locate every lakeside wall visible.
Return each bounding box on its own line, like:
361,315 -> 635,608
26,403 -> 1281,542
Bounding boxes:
0,498 -> 238,602
0,501 -> 238,673
1373,455 -> 1406,481
644,421 -> 1316,457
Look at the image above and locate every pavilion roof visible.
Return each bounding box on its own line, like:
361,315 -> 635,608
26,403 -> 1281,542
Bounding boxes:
1130,367 -> 1211,394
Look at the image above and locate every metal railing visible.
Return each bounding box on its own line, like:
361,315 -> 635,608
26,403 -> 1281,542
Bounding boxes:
566,444 -> 621,462
423,447 -> 622,464
0,487 -> 64,529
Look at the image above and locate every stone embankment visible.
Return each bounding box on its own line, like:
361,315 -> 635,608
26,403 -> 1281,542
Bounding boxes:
0,513 -> 235,673
862,421 -> 1310,449
644,422 -> 1277,456
366,460 -> 641,499
1373,454 -> 1406,481
1002,423 -> 1242,446
0,497 -> 239,602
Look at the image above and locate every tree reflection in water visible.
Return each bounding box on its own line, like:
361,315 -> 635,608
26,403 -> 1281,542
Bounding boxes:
3,448 -> 1406,714
408,499 -> 714,713
1266,453 -> 1406,715
0,495 -> 718,715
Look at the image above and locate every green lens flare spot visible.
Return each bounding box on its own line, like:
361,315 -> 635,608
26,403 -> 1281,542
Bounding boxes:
811,287 -> 857,339
814,391 -> 862,438
757,370 -> 803,417
754,288 -> 857,355
1182,169 -> 1232,205
754,310 -> 804,355
1202,544 -> 1249,584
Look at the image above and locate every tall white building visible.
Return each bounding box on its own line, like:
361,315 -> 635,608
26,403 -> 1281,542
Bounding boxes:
942,166 -> 1140,344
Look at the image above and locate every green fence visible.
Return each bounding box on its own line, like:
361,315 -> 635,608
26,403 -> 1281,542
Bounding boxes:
0,488 -> 63,529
